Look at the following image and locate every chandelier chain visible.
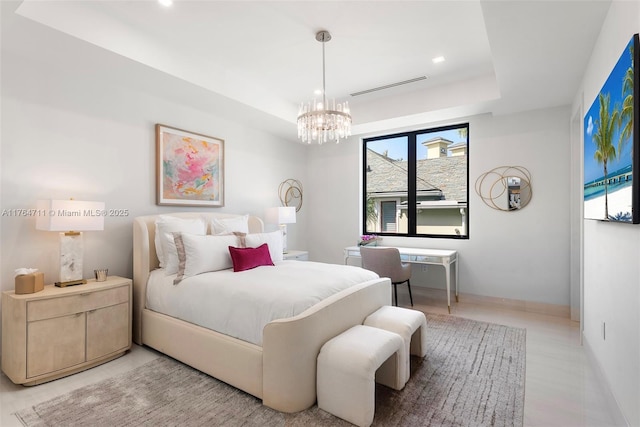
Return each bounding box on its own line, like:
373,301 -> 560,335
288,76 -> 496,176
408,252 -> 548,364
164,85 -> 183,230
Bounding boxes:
321,32 -> 327,108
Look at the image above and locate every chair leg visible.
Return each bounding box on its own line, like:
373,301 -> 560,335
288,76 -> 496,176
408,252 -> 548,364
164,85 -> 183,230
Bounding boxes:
393,283 -> 398,306
406,279 -> 413,306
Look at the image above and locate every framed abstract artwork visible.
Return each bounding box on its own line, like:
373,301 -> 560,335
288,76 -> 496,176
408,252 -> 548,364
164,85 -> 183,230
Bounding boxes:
584,34 -> 639,223
156,124 -> 224,207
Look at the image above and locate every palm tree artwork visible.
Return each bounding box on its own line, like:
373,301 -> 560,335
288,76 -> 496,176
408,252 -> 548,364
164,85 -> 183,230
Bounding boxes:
584,34 -> 636,222
618,42 -> 634,157
592,92 -> 619,220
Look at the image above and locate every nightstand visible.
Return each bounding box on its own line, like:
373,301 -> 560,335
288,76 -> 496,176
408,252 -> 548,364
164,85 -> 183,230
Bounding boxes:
283,250 -> 309,261
1,276 -> 132,385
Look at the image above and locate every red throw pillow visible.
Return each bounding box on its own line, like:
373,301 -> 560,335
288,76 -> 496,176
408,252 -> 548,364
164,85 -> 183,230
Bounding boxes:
228,243 -> 275,272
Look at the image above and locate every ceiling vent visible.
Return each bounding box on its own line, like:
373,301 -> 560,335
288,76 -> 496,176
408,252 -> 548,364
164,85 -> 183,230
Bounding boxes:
350,76 -> 427,97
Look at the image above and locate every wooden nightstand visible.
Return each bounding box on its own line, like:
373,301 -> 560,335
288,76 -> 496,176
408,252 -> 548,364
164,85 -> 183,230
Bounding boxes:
283,250 -> 309,261
1,276 -> 132,385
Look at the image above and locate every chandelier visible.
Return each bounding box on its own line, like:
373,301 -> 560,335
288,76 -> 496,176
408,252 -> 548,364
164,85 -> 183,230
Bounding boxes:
297,30 -> 352,144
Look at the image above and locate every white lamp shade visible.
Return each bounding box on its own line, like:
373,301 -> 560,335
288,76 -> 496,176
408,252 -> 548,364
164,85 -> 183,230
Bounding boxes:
266,206 -> 296,224
36,199 -> 105,231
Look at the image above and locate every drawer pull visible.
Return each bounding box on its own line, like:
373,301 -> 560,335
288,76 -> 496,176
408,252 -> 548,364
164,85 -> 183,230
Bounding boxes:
88,309 -> 96,314
80,293 -> 90,297
75,312 -> 83,317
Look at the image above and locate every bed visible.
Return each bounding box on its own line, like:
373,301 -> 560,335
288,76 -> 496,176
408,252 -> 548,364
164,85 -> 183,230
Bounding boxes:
132,212 -> 391,413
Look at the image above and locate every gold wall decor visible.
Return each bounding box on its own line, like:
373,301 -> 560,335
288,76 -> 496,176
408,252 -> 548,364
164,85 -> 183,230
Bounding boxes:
475,166 -> 532,211
278,179 -> 303,212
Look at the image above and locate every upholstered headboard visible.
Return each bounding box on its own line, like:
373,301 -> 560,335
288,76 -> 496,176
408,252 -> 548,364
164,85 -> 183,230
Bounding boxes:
132,212 -> 264,343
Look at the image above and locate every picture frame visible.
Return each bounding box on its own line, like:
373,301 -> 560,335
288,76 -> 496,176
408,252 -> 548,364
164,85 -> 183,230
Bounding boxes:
156,124 -> 224,207
584,33 -> 639,223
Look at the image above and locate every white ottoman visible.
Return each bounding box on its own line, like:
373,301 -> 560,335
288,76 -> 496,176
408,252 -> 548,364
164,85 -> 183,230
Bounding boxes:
364,305 -> 427,385
317,325 -> 405,427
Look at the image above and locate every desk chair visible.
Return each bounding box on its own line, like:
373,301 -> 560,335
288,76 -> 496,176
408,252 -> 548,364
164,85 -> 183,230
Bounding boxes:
360,246 -> 413,306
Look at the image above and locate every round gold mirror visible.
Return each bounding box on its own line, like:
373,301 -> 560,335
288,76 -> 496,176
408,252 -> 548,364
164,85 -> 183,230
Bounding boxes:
278,179 -> 303,212
475,166 -> 532,211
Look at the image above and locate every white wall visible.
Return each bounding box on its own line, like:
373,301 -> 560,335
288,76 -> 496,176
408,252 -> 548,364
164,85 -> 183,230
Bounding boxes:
306,106 -> 572,307
575,1 -> 640,425
0,6 -> 307,295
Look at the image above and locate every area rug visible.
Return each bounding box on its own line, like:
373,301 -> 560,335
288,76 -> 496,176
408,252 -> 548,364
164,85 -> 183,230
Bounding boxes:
15,313 -> 525,427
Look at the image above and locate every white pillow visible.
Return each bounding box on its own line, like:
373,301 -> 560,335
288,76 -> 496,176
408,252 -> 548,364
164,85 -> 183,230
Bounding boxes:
210,215 -> 249,235
245,231 -> 283,262
154,216 -> 206,273
154,216 -> 201,266
173,233 -> 239,284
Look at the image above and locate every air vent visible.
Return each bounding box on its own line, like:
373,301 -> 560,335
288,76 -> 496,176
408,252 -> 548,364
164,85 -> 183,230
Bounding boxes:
350,76 -> 427,97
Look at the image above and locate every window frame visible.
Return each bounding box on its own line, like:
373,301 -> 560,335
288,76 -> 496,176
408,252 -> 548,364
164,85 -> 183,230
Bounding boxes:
362,123 -> 469,240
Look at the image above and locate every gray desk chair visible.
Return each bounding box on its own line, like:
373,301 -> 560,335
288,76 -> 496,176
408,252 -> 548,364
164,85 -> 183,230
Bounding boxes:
360,246 -> 413,306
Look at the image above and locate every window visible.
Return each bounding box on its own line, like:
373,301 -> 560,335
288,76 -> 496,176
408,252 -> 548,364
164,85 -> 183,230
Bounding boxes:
380,201 -> 397,232
363,123 -> 469,239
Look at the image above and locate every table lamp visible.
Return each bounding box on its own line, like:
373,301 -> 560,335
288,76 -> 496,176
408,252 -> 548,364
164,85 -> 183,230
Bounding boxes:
266,206 -> 296,254
36,199 -> 105,287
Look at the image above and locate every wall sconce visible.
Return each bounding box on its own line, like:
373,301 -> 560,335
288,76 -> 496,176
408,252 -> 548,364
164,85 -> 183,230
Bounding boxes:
36,199 -> 105,287
266,206 -> 296,254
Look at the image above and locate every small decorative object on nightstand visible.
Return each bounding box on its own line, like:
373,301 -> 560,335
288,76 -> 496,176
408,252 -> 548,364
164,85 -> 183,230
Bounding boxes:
94,268 -> 108,282
14,268 -> 44,294
283,250 -> 309,261
1,275 -> 132,385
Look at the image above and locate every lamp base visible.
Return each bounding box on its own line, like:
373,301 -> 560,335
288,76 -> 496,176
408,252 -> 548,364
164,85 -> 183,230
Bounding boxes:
55,279 -> 87,288
280,224 -> 288,254
59,231 -> 85,285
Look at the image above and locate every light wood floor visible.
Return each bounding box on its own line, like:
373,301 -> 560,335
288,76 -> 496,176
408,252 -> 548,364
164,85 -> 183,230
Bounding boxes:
0,288 -> 623,427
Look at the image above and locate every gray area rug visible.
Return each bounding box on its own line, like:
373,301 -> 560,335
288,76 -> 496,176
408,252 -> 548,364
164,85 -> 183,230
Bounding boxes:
16,314 -> 525,426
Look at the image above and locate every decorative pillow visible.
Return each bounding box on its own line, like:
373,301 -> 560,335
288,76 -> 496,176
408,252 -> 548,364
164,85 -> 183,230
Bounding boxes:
210,215 -> 249,235
154,216 -> 206,273
173,233 -> 240,284
245,231 -> 283,262
228,244 -> 274,272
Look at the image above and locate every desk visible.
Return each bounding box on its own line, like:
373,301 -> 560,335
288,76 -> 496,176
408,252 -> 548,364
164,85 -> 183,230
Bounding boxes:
344,246 -> 459,313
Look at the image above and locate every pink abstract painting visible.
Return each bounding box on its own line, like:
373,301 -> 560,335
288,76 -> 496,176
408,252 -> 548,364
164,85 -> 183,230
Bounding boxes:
156,125 -> 224,206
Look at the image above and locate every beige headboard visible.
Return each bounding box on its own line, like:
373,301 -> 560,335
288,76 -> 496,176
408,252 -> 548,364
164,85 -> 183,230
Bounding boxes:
132,212 -> 264,343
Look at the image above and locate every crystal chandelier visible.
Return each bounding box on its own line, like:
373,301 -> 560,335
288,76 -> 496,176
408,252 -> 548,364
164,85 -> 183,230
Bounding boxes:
297,30 -> 352,144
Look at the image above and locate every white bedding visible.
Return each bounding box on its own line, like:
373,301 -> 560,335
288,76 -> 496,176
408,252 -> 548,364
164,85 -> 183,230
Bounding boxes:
146,260 -> 379,345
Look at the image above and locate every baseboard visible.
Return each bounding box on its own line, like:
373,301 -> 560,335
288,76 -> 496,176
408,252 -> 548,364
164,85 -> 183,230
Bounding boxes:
582,335 -> 630,426
411,286 -> 571,318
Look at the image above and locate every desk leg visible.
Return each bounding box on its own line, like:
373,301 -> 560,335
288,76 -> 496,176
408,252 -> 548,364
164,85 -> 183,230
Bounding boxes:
444,263 -> 451,314
455,259 -> 459,303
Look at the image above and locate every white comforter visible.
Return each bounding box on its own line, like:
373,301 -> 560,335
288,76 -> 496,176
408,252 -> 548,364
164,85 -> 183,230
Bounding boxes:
146,260 -> 379,345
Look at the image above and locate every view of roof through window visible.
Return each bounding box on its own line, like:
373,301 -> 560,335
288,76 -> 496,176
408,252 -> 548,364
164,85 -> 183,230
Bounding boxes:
363,124 -> 468,239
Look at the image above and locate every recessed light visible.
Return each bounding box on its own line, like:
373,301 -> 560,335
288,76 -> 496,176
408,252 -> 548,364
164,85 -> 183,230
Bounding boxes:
314,89 -> 323,96
432,56 -> 445,64
158,0 -> 173,7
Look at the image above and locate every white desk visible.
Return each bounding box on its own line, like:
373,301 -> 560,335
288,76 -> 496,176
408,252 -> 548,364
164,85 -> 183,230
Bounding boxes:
344,246 -> 459,313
